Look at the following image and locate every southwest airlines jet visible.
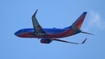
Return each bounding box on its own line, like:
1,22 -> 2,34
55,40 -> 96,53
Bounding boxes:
14,10 -> 93,44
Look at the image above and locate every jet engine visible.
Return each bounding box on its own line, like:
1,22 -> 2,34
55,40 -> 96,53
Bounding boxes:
40,38 -> 52,44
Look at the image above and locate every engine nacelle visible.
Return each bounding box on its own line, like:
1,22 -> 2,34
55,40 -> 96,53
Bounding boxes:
40,38 -> 52,44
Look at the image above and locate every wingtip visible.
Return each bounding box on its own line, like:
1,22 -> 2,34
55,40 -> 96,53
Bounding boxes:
33,9 -> 38,17
81,38 -> 87,44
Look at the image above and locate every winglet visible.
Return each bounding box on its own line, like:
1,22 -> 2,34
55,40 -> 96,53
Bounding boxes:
33,9 -> 38,17
81,38 -> 87,44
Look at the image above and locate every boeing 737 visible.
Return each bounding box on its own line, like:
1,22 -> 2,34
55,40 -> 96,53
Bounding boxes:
14,10 -> 93,44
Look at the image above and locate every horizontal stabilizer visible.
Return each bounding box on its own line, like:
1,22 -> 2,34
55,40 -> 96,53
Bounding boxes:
81,31 -> 94,35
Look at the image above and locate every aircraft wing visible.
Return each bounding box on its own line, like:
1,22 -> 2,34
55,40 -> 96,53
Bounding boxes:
32,10 -> 46,35
53,38 -> 87,44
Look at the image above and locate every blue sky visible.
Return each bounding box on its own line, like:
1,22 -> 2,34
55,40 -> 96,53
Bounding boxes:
1,0 -> 105,59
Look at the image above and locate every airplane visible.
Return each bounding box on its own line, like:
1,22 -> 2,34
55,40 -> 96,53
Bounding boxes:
14,9 -> 93,44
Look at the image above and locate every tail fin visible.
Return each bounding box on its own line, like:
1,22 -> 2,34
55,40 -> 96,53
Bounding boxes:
72,12 -> 87,30
64,12 -> 94,35
64,12 -> 87,30
71,12 -> 94,35
70,12 -> 87,33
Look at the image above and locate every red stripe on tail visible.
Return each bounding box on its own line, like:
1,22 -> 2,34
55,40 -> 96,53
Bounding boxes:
74,12 -> 87,29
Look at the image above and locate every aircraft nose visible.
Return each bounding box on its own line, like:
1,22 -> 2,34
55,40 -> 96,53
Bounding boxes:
14,30 -> 20,36
14,31 -> 18,36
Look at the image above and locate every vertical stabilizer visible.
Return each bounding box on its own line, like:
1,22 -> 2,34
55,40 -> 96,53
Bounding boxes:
72,12 -> 87,30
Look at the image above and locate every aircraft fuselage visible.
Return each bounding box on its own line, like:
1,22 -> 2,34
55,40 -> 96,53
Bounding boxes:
14,27 -> 80,38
